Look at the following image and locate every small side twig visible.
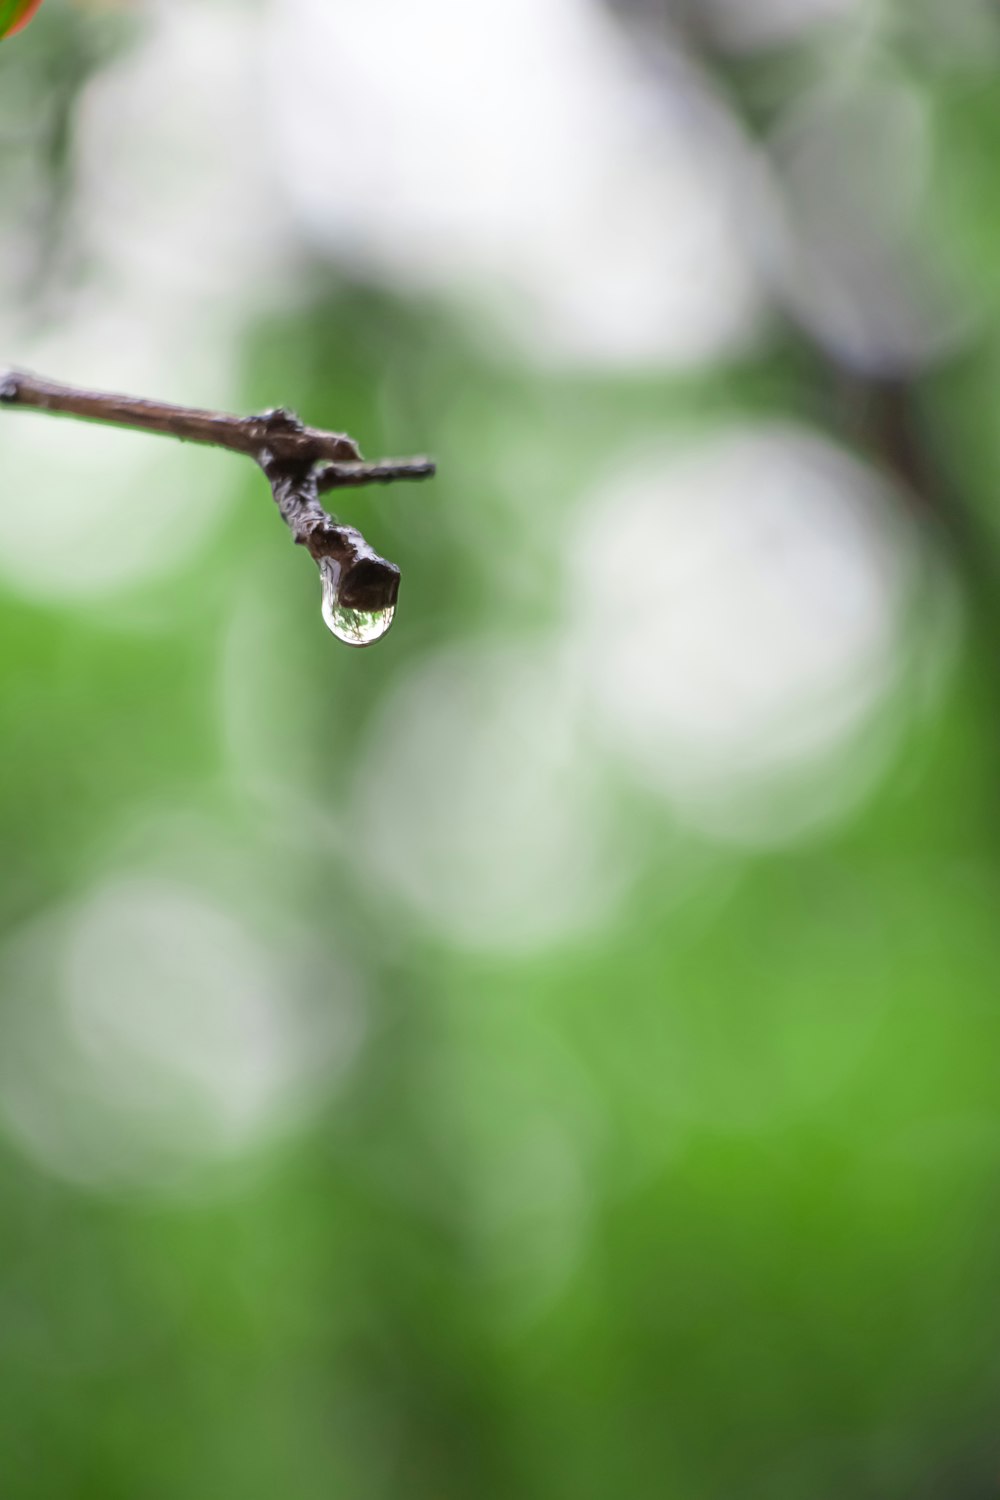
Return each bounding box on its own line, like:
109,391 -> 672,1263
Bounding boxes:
317,457 -> 436,493
0,367 -> 435,645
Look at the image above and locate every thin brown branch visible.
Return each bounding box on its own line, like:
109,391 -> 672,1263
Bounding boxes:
0,367 -> 433,644
317,457 -> 437,493
0,366 -> 362,464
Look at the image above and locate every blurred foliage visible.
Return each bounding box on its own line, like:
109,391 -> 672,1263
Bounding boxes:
4,3 -> 1000,1499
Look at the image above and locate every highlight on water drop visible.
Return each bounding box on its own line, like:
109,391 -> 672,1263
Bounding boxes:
319,556 -> 397,648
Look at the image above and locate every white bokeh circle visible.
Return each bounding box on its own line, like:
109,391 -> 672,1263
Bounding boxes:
0,867 -> 364,1190
264,0 -> 768,368
767,76 -> 973,372
350,639 -> 626,952
567,423 -> 927,845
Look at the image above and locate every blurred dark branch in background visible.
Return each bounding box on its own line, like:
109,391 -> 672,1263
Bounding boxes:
605,0 -> 1000,746
0,9 -> 120,309
842,371 -> 999,601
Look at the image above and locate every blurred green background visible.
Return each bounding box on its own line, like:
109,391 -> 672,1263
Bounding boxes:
3,1 -> 1000,1496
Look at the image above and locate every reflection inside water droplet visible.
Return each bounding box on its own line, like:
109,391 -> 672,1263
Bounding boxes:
319,557 -> 396,647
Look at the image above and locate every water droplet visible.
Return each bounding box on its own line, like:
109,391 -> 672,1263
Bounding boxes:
319,557 -> 396,647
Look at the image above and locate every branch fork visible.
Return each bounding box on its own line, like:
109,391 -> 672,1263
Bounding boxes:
0,367 -> 435,639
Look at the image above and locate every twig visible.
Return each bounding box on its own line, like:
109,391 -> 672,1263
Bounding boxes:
317,457 -> 436,493
0,367 -> 361,463
0,367 -> 436,645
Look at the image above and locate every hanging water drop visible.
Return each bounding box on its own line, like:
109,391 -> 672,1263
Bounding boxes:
319,556 -> 397,647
